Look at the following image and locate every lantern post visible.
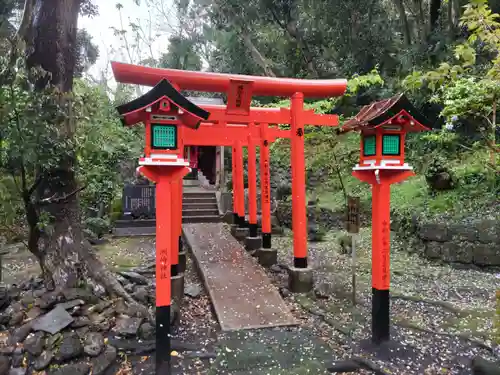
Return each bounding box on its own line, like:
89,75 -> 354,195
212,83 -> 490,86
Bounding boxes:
342,94 -> 430,344
137,132 -> 191,374
114,80 -> 210,375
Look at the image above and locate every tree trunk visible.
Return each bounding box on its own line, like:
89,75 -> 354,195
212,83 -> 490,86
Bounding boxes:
429,0 -> 442,34
285,21 -> 318,77
266,2 -> 319,77
24,0 -> 140,306
393,0 -> 412,46
413,0 -> 427,41
241,31 -> 277,77
447,0 -> 454,37
452,0 -> 462,28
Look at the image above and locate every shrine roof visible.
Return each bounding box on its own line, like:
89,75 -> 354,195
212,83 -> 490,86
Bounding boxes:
115,79 -> 210,121
341,93 -> 431,133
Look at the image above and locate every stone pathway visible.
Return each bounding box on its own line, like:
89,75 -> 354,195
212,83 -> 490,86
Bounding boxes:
182,223 -> 297,331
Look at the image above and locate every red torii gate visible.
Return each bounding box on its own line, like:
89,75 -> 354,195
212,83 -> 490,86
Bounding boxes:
112,61 -> 347,278
113,62 -> 347,374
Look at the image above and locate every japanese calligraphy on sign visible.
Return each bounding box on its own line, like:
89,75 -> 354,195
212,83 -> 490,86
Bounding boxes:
347,196 -> 360,234
381,220 -> 390,288
235,84 -> 244,108
263,159 -> 270,205
158,250 -> 169,280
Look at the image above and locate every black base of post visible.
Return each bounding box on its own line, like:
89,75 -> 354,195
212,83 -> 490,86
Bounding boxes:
156,305 -> 171,374
232,212 -> 238,225
249,223 -> 258,237
294,257 -> 307,268
372,288 -> 390,344
171,264 -> 179,277
262,233 -> 272,248
238,215 -> 246,228
178,236 -> 183,253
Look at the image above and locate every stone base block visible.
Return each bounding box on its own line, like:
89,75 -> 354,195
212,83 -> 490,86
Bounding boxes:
178,251 -> 187,273
171,273 -> 185,306
234,227 -> 249,241
230,224 -> 238,236
288,266 -> 313,293
245,236 -> 262,252
257,248 -> 278,267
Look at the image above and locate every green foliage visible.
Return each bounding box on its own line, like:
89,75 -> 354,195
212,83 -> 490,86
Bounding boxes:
84,217 -> 111,239
345,68 -> 385,96
403,0 -> 499,165
73,80 -> 141,220
0,54 -> 141,241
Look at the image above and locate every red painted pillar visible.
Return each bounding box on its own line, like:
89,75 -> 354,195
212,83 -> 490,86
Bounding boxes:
170,180 -> 180,275
352,169 -> 414,344
235,142 -> 246,227
178,181 -> 184,263
371,182 -> 391,344
290,92 -> 308,268
247,135 -> 258,237
138,165 -> 190,374
231,145 -> 239,226
260,131 -> 272,248
155,176 -> 173,375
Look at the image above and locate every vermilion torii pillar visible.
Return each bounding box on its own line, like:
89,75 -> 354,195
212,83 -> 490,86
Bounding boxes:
245,131 -> 262,252
258,124 -> 275,265
231,141 -> 248,240
112,61 -> 347,293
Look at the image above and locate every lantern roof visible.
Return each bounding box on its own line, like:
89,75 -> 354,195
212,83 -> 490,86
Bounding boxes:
341,93 -> 431,133
116,79 -> 210,126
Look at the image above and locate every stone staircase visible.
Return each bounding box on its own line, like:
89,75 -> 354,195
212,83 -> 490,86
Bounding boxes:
182,189 -> 221,223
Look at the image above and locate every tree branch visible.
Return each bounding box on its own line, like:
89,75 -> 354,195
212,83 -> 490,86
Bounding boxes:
269,7 -> 286,29
37,185 -> 86,206
0,0 -> 36,83
16,0 -> 36,45
28,175 -> 43,197
240,31 -> 277,77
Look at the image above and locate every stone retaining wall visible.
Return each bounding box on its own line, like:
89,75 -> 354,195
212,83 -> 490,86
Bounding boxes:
393,217 -> 500,267
275,202 -> 370,230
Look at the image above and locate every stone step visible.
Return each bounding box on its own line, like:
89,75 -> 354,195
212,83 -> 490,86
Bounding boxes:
115,219 -> 155,228
183,197 -> 217,204
183,191 -> 216,198
182,215 -> 222,223
182,208 -> 220,217
183,202 -> 218,210
183,180 -> 200,186
113,226 -> 155,237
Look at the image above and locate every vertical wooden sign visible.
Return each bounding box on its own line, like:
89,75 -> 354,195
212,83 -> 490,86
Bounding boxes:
347,196 -> 360,234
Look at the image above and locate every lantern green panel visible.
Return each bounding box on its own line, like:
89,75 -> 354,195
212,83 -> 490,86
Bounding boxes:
382,134 -> 400,155
151,124 -> 177,150
363,135 -> 376,156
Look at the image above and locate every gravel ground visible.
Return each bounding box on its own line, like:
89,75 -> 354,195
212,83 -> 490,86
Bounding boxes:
1,228 -> 498,374
269,227 -> 500,374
